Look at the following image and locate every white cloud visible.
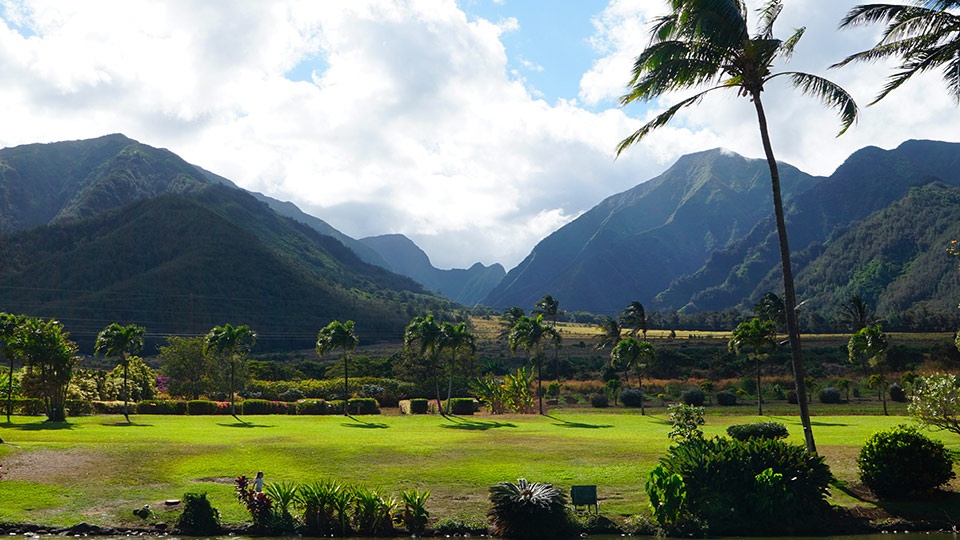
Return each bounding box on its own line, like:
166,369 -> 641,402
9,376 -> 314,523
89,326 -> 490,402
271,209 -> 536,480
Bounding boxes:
0,0 -> 956,274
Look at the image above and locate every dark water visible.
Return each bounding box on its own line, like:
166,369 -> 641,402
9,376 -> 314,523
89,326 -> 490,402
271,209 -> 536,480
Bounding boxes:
78,534 -> 958,540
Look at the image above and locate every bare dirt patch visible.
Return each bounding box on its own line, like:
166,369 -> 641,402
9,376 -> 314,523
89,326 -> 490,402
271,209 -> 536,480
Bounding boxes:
3,448 -> 99,483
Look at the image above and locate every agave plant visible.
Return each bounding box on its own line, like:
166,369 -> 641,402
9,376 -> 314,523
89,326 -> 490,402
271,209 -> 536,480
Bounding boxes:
398,488 -> 430,534
488,478 -> 573,539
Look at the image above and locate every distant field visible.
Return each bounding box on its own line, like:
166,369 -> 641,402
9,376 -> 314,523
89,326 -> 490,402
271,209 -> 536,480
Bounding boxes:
0,410 -> 954,528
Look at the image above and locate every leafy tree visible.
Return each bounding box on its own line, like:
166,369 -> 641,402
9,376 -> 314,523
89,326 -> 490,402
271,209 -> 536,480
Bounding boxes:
0,312 -> 25,423
105,356 -> 157,402
909,372 -> 960,435
611,337 -> 655,415
316,320 -> 360,416
404,315 -> 445,414
729,318 -> 778,415
620,301 -> 648,339
8,317 -> 77,422
849,324 -> 890,415
835,1 -> 960,104
94,323 -> 145,422
438,321 -> 475,414
160,336 -> 215,399
204,323 -> 257,417
594,316 -> 622,351
753,292 -> 786,330
508,315 -> 561,415
616,0 -> 858,454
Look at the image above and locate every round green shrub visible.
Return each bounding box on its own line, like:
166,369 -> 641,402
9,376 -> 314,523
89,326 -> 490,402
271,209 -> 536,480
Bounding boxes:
487,479 -> 575,539
590,393 -> 609,408
727,422 -> 789,441
296,399 -> 326,415
858,424 -> 955,500
888,383 -> 907,402
716,391 -> 737,406
347,397 -> 380,415
176,492 -> 221,535
620,389 -> 644,407
818,387 -> 842,404
680,388 -> 705,407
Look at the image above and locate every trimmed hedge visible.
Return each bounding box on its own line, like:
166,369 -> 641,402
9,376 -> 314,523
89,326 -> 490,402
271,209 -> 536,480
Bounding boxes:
137,400 -> 188,415
187,400 -> 226,415
408,398 -> 429,414
727,422 -> 789,441
242,399 -> 293,415
448,398 -> 477,415
296,399 -> 327,415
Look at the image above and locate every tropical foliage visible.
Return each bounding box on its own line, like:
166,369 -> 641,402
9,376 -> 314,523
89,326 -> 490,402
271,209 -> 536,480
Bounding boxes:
6,317 -> 77,422
204,324 -> 257,417
858,424 -> 955,499
94,323 -> 145,422
316,320 -> 360,416
487,478 -> 573,539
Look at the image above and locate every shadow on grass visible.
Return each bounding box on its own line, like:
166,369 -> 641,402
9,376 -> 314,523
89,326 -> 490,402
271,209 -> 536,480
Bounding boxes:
217,420 -> 274,428
342,415 -> 388,429
440,416 -> 516,431
102,420 -> 154,427
810,420 -> 848,427
4,420 -> 73,431
545,414 -> 613,429
834,480 -> 960,523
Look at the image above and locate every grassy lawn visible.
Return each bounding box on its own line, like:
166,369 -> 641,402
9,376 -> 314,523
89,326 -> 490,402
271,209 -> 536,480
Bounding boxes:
1,409 -> 955,528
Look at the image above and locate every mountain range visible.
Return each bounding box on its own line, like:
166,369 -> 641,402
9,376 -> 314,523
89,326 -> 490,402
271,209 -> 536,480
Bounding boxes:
483,140 -> 960,330
2,134 -> 960,348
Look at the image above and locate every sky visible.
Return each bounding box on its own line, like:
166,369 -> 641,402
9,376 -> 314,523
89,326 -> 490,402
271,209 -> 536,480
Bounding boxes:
0,0 -> 957,271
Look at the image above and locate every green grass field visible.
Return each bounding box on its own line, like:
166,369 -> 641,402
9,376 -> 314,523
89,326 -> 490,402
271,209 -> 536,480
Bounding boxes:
2,408 -> 955,529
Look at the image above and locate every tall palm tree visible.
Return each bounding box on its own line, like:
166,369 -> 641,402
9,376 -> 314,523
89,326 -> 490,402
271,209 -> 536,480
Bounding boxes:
619,301 -> 648,340
616,0 -> 858,454
316,320 -> 360,416
533,294 -> 562,401
94,323 -> 146,423
203,323 -> 257,417
404,315 -> 445,415
848,324 -> 890,415
594,316 -> 623,351
834,1 -> 960,104
439,322 -> 476,414
729,317 -> 778,416
610,337 -> 656,415
0,312 -> 25,424
508,315 -> 561,415
753,292 -> 786,331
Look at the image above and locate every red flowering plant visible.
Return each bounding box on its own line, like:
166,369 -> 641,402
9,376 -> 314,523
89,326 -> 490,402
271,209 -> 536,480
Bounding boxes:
236,475 -> 272,530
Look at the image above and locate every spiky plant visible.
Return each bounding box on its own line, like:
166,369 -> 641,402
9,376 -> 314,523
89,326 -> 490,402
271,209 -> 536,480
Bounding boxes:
487,478 -> 574,539
398,489 -> 430,535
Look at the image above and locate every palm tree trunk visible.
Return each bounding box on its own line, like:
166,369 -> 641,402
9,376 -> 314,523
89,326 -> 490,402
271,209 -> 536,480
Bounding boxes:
7,358 -> 13,423
343,351 -> 349,416
123,358 -> 130,423
756,358 -> 763,416
230,356 -> 236,417
752,92 -> 817,454
446,352 -> 455,415
536,354 -> 543,415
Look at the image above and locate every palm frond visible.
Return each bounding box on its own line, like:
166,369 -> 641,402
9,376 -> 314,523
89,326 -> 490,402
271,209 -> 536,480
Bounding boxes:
777,26 -> 806,60
617,87 -> 724,156
779,72 -> 859,134
756,0 -> 784,39
838,3 -> 912,29
943,52 -> 960,102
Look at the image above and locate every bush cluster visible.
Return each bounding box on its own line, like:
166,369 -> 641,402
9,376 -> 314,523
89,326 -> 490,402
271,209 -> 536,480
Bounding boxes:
819,387 -> 843,404
715,391 -> 737,406
177,492 -> 221,535
620,388 -> 644,407
647,437 -> 832,535
858,424 -> 955,499
680,388 -> 705,406
448,398 -> 477,415
590,393 -> 609,408
726,422 -> 789,441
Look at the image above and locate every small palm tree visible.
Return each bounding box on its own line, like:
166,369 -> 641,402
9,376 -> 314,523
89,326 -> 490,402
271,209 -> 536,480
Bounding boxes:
620,301 -> 648,340
509,315 -> 561,415
94,323 -> 145,422
594,316 -> 623,351
488,478 -> 570,539
849,324 -> 890,415
729,317 -> 778,415
316,320 -> 360,416
204,323 -> 256,417
438,322 -> 476,414
404,315 -> 445,414
753,292 -> 786,330
611,337 -> 656,415
834,1 -> 960,104
533,294 -> 563,403
838,294 -> 875,332
616,0 -> 858,454
497,307 -> 525,341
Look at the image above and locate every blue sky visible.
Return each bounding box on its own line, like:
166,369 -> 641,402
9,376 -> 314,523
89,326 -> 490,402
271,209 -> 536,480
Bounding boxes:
0,1 -> 957,270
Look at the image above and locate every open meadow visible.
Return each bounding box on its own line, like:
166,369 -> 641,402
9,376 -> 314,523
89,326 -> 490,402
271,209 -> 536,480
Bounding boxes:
1,408 -> 957,529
